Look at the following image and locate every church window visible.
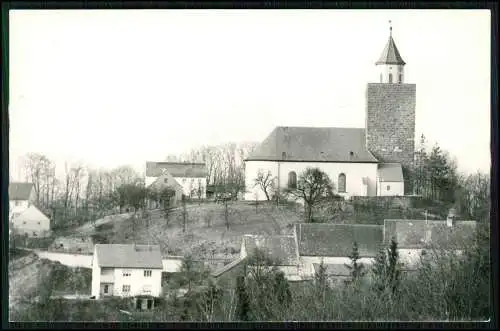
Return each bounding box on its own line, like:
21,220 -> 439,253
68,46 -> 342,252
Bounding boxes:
398,74 -> 402,83
282,152 -> 287,160
338,173 -> 346,193
288,171 -> 297,189
388,73 -> 393,84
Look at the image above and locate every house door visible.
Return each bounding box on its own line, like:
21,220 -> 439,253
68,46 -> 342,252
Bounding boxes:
136,298 -> 142,310
147,299 -> 153,310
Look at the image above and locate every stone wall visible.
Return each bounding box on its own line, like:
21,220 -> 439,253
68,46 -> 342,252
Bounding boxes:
366,83 -> 416,171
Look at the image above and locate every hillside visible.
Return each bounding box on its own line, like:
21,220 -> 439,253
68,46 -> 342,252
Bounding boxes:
90,202 -> 303,261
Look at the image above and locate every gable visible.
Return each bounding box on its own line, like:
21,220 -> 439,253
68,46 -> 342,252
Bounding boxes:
246,127 -> 379,163
295,223 -> 383,257
149,171 -> 183,190
13,205 -> 50,224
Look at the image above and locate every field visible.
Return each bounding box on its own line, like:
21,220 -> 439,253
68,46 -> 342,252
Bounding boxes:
49,197 -> 442,260
91,201 -> 304,261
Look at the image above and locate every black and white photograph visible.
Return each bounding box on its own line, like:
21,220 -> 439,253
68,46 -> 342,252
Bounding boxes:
6,8 -> 492,322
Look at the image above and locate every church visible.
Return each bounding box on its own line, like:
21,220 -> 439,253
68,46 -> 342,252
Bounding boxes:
244,25 -> 416,201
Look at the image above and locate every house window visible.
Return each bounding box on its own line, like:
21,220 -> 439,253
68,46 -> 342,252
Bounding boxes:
387,185 -> 391,191
287,171 -> 297,189
388,73 -> 393,83
33,232 -> 37,237
338,173 -> 346,193
164,178 -> 168,183
37,222 -> 40,225
23,221 -> 27,225
282,152 -> 287,160
399,74 -> 403,83
122,285 -> 131,293
144,270 -> 152,277
104,284 -> 109,294
123,270 -> 131,277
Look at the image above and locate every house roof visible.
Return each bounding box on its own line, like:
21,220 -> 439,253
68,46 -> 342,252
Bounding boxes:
146,162 -> 208,178
377,163 -> 404,182
95,244 -> 163,269
375,34 -> 406,65
245,127 -> 379,163
242,234 -> 299,266
295,223 -> 383,257
313,263 -> 351,277
383,219 -> 477,249
9,182 -> 34,200
211,256 -> 247,278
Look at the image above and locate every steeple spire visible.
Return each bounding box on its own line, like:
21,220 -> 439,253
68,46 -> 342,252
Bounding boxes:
375,21 -> 406,84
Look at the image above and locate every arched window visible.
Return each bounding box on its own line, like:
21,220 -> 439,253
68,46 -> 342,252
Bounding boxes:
398,74 -> 402,84
388,73 -> 393,84
338,173 -> 346,193
288,171 -> 297,189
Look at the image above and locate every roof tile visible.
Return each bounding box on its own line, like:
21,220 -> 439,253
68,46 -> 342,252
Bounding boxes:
243,234 -> 299,266
9,182 -> 34,201
95,244 -> 163,269
246,127 -> 378,163
376,36 -> 406,65
377,163 -> 404,182
146,162 -> 207,178
295,223 -> 383,257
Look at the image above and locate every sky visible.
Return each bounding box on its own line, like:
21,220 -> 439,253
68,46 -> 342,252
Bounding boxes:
9,9 -> 491,180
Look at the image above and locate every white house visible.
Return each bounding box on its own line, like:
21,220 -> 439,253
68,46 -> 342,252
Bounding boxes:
146,169 -> 184,208
244,27 -> 413,200
294,223 -> 383,281
145,161 -> 208,199
91,244 -> 163,301
9,182 -> 51,237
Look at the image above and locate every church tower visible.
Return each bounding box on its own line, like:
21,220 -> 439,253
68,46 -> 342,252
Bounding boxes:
366,22 -> 416,192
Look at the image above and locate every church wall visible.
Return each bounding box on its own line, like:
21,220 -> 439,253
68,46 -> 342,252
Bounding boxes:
366,83 -> 416,172
244,160 -> 378,200
377,180 -> 404,196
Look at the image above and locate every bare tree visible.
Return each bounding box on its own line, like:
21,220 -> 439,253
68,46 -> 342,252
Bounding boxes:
23,153 -> 53,208
253,170 -> 276,201
284,167 -> 334,223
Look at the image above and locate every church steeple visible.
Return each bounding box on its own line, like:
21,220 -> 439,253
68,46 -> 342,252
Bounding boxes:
376,21 -> 406,84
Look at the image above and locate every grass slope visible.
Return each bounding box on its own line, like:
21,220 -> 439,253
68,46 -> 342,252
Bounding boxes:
93,202 -> 303,260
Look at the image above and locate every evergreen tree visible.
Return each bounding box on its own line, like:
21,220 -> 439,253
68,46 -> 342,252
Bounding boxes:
386,237 -> 402,295
371,245 -> 388,293
345,241 -> 366,286
273,271 -> 292,308
235,276 -> 251,321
